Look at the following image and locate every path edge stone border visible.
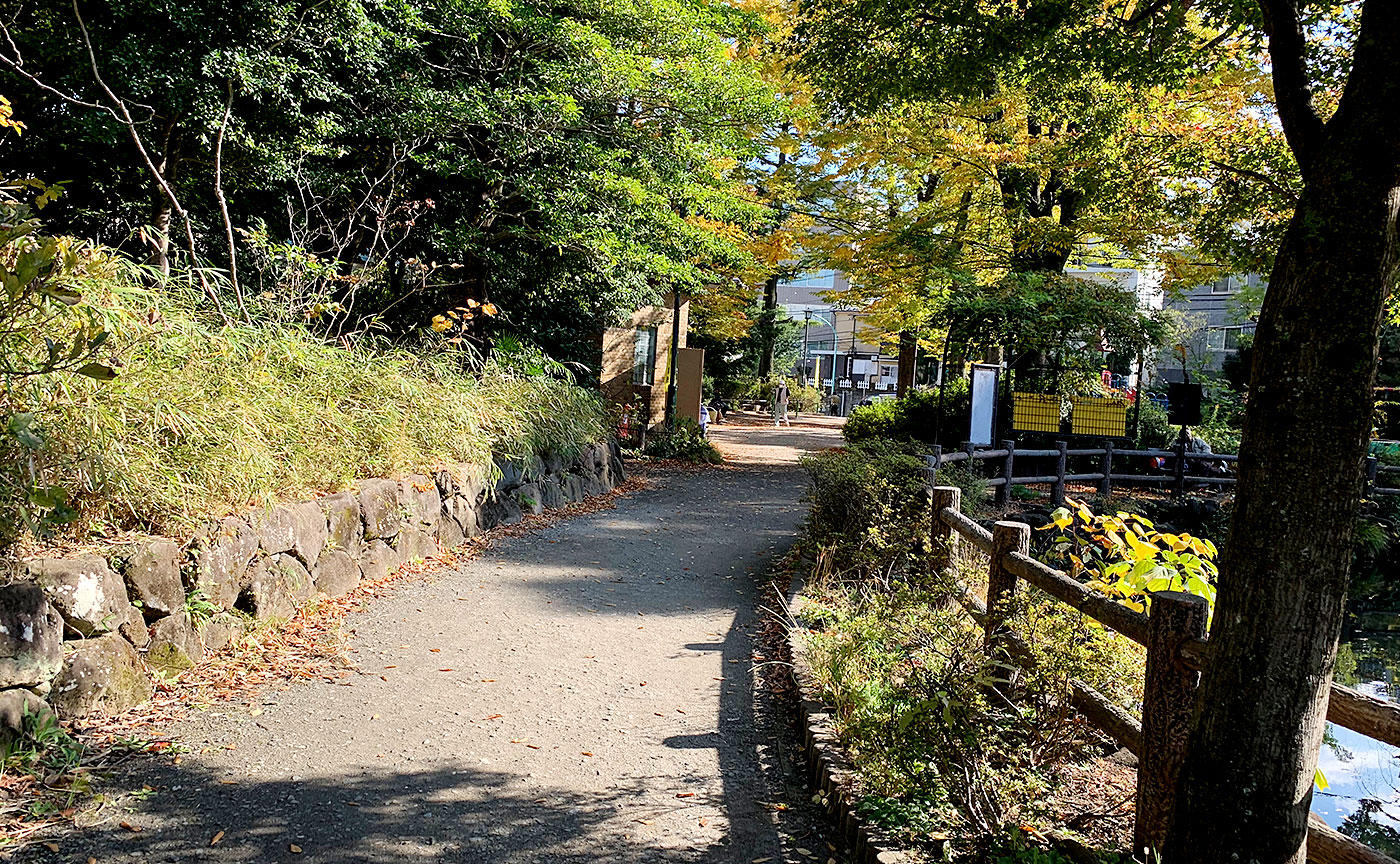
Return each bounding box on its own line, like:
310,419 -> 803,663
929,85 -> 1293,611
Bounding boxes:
783,569 -> 913,864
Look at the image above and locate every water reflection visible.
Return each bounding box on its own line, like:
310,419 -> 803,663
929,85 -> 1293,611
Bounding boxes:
1317,637 -> 1400,855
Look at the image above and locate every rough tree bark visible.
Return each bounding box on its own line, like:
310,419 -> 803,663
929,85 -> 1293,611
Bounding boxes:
1161,3 -> 1400,862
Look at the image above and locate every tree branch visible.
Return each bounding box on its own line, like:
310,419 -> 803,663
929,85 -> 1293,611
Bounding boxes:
1257,0 -> 1325,177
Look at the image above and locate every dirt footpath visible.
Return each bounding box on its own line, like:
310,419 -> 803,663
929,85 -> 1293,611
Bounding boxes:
25,419 -> 844,864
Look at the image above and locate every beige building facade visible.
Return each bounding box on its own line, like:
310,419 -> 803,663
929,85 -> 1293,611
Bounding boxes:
599,296 -> 702,436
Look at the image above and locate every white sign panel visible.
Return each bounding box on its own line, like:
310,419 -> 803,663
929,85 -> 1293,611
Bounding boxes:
969,364 -> 999,446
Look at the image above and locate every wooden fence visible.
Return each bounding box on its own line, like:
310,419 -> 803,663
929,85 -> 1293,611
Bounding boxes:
925,482 -> 1400,864
930,441 -> 1400,506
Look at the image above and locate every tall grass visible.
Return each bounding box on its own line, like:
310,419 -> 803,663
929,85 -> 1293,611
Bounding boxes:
3,275 -> 605,543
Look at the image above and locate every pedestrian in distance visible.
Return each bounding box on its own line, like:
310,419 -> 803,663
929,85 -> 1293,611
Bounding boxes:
773,379 -> 791,427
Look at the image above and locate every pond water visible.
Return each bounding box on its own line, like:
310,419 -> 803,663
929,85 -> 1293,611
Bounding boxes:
1314,634 -> 1400,855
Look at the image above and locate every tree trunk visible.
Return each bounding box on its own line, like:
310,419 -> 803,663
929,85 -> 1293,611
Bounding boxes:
1161,5 -> 1400,861
757,273 -> 778,378
896,330 -> 916,397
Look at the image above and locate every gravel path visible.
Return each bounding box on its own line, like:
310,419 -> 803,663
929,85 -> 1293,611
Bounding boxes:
28,418 -> 844,864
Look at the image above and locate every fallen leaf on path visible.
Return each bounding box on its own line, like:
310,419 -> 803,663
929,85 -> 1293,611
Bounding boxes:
430,649 -> 441,653
581,751 -> 594,757
290,843 -> 303,853
42,843 -> 58,853
219,779 -> 239,785
483,714 -> 502,720
438,668 -> 454,672
211,830 -> 225,846
637,819 -> 654,825
481,678 -> 495,682
675,792 -> 695,798
510,738 -> 528,743
119,821 -> 142,832
526,744 -> 540,750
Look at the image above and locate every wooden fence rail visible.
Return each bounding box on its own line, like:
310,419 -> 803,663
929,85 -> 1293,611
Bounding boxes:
925,484 -> 1398,864
928,442 -> 1400,506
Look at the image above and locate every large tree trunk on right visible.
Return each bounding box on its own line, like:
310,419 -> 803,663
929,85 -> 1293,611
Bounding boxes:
1161,5 -> 1400,861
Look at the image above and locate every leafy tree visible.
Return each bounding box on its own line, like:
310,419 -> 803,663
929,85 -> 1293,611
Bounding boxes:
791,2 -> 1400,861
0,0 -> 781,364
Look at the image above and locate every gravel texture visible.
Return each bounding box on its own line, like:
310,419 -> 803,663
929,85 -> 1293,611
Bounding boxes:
23,418 -> 846,864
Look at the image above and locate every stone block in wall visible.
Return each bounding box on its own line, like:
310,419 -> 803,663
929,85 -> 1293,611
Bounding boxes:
0,689 -> 55,743
481,495 -> 522,528
494,457 -> 524,493
358,539 -> 402,583
515,483 -> 544,516
563,474 -> 586,503
123,539 -> 185,618
270,553 -> 315,607
118,604 -> 150,649
0,585 -> 63,688
540,449 -> 564,477
437,507 -> 465,548
358,479 -> 402,541
394,526 -> 436,563
319,491 -> 363,554
239,557 -> 296,621
456,465 -> 490,506
146,612 -> 204,676
313,549 -> 360,598
250,504 -> 298,556
540,479 -> 567,510
607,453 -> 626,487
50,635 -> 153,718
289,501 -> 329,568
27,555 -> 130,637
199,613 -> 242,654
398,474 -> 441,533
433,469 -> 456,501
191,516 -> 259,610
444,494 -> 481,539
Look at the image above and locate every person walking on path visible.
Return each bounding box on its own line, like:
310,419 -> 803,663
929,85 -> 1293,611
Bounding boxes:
772,379 -> 791,427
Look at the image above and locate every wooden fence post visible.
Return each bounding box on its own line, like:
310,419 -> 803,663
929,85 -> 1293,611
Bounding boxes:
1366,455 -> 1379,499
1051,440 -> 1068,507
1099,439 -> 1114,498
986,521 -> 1030,657
1173,440 -> 1187,498
932,444 -> 943,480
1134,590 -> 1209,858
995,439 -> 1015,508
930,486 -> 962,576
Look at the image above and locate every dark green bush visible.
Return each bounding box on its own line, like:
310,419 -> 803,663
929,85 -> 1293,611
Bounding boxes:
843,379 -> 971,447
642,418 -> 723,463
801,440 -> 932,577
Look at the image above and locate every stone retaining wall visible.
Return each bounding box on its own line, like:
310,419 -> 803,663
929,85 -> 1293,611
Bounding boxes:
0,441 -> 625,732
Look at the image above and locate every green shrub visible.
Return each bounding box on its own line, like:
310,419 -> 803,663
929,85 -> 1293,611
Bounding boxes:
1135,399 -> 1173,449
843,379 -> 971,447
801,440 -> 932,578
642,418 -> 723,463
1,237 -> 608,546
720,376 -> 823,413
800,573 -> 1144,850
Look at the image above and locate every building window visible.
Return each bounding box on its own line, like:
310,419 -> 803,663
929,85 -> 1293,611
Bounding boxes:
632,326 -> 657,385
780,270 -> 839,291
1210,275 -> 1237,294
1207,326 -> 1250,352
